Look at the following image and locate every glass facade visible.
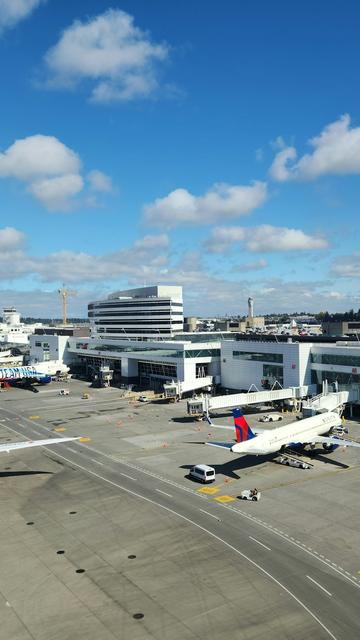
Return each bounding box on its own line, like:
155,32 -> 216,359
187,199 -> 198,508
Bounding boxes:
184,349 -> 220,358
72,342 -> 219,359
172,332 -> 233,342
311,369 -> 360,385
138,361 -> 177,378
233,350 -> 283,363
311,353 -> 360,367
263,364 -> 284,385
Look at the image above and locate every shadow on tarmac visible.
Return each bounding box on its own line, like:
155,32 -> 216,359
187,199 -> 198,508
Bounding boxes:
171,416 -> 199,424
180,453 -> 277,479
0,470 -> 54,478
307,450 -> 349,468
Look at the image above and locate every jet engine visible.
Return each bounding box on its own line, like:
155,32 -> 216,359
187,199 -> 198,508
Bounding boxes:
322,442 -> 339,452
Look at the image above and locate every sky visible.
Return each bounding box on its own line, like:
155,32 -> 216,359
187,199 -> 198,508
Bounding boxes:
0,0 -> 360,318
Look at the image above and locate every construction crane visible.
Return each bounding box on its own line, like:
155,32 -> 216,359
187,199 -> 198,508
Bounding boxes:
58,286 -> 76,326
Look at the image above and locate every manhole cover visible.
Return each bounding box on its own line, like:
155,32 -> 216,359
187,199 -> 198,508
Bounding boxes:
133,613 -> 144,620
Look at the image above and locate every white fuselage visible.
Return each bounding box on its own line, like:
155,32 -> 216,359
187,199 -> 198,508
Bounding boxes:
232,412 -> 341,455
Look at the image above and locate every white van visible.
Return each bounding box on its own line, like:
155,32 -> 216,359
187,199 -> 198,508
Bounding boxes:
189,464 -> 215,483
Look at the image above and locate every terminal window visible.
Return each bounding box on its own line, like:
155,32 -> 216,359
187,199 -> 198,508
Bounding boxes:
263,364 -> 284,386
311,369 -> 360,385
233,350 -> 283,363
311,353 -> 360,367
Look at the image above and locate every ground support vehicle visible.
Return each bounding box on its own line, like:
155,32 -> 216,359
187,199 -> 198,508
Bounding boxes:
189,464 -> 216,483
258,414 -> 282,422
240,489 -> 261,501
277,455 -> 312,469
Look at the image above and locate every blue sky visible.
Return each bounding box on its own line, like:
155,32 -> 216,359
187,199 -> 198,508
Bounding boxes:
0,0 -> 360,317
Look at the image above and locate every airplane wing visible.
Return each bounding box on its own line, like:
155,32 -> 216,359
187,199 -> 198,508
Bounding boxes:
205,441 -> 234,450
307,436 -> 360,449
0,436 -> 80,454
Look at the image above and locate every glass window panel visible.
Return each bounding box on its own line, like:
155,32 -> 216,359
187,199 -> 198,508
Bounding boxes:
233,350 -> 283,363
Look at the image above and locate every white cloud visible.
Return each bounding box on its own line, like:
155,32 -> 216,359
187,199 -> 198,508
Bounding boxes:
269,115 -> 360,181
87,169 -> 113,193
0,228 -> 170,284
0,134 -> 110,210
0,0 -> 44,33
133,234 -> 169,251
0,134 -> 80,180
0,287 -> 96,318
270,135 -> 286,151
144,181 -> 267,227
331,253 -> 360,278
205,225 -> 328,253
268,146 -> 297,181
0,226 -> 25,250
0,227 -> 354,316
43,9 -> 169,103
234,259 -> 268,272
28,174 -> 84,210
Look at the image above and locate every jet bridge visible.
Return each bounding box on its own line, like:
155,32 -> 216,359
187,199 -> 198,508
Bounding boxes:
187,385 -> 314,417
302,391 -> 349,416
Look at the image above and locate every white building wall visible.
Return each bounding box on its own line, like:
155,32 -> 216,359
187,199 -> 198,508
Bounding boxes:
221,340 -> 309,390
30,335 -> 71,364
298,343 -> 313,385
66,336 -> 221,391
221,341 -> 263,390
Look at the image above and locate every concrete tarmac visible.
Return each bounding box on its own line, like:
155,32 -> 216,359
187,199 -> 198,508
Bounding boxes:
1,382 -> 360,639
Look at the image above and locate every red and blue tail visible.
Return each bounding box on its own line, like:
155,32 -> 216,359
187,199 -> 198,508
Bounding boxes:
233,408 -> 256,443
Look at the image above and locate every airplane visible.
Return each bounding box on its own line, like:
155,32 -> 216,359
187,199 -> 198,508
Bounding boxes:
205,408 -> 360,457
0,436 -> 80,455
0,365 -> 52,387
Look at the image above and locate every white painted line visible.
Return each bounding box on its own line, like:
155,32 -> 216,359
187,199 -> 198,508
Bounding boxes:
0,419 -> 340,640
67,448 -> 77,453
249,536 -> 271,551
156,489 -> 173,497
306,576 -> 332,597
90,458 -> 104,466
0,409 -> 357,598
199,508 -> 220,520
120,472 -> 136,481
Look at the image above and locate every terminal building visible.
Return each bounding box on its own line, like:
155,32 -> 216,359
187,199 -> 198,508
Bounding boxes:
27,286 -> 360,405
221,336 -> 360,406
88,286 -> 184,340
65,286 -> 232,393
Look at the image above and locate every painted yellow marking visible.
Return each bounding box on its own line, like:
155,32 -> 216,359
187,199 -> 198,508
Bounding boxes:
214,495 -> 236,503
79,437 -> 91,443
357,570 -> 360,575
54,427 -> 66,432
197,486 -> 220,495
29,415 -> 40,420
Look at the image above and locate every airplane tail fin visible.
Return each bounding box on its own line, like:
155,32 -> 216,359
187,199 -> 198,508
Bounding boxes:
233,408 -> 256,443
